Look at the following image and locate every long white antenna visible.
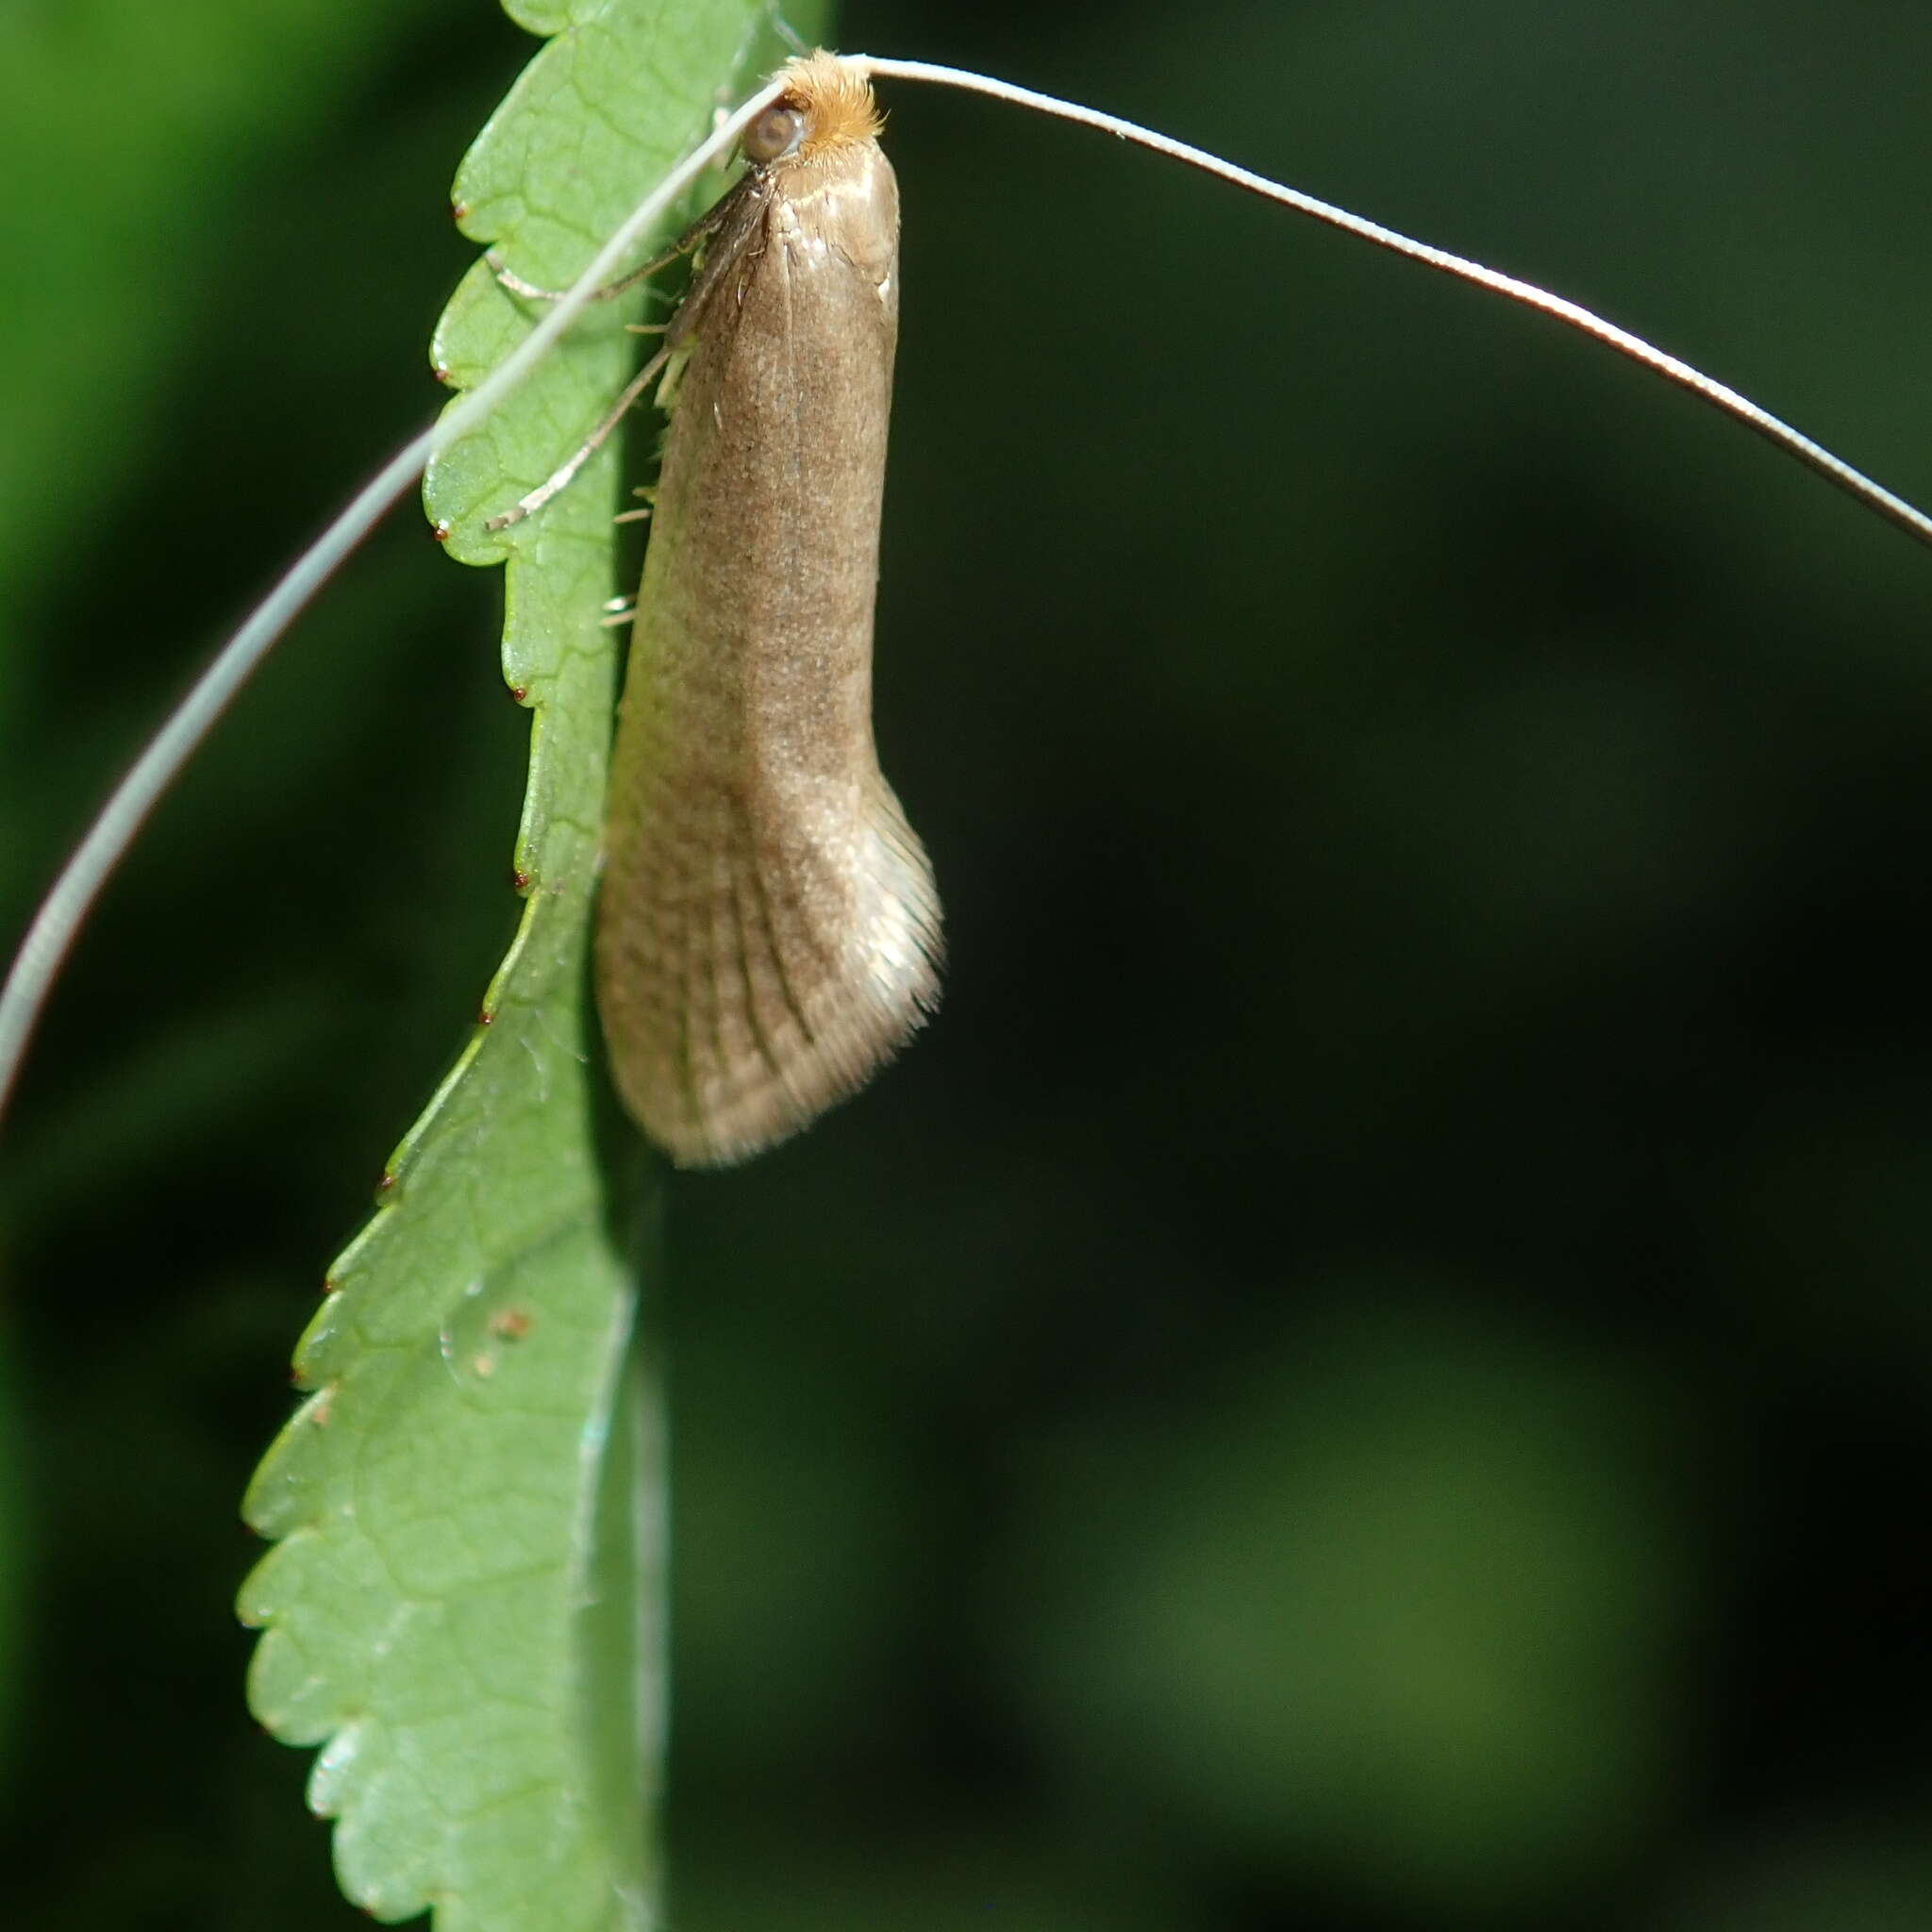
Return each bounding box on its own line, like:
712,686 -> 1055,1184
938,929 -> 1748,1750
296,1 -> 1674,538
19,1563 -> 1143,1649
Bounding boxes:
0,74 -> 788,1125
858,55 -> 1932,552
6,54 -> 1928,1125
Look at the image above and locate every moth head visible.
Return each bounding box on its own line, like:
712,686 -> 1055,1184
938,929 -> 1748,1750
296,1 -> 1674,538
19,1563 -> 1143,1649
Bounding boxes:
745,51 -> 883,167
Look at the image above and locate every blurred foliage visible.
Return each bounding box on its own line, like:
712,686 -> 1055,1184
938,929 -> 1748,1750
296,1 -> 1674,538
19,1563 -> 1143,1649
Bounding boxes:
3,2 -> 1931,1930
1006,1287 -> 1694,1915
0,1325 -> 19,1786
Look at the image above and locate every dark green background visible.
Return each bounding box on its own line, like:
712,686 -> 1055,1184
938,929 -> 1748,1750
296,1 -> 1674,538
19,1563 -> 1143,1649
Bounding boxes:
4,2 -> 1931,1926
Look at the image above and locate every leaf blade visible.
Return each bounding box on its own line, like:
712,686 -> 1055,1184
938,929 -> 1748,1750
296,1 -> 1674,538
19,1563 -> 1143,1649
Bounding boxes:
236,4 -> 818,1925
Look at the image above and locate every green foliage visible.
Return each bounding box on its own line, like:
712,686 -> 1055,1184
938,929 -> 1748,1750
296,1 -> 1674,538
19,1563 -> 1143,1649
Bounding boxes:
0,1330 -> 21,1792
1008,1288 -> 1687,1913
0,0 -> 433,924
237,4 -> 814,1924
0,0 -> 403,653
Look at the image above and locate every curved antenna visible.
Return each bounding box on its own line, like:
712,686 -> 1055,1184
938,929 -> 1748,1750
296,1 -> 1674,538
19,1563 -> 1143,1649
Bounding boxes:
858,54 -> 1932,553
8,54 -> 1929,1126
0,74 -> 788,1126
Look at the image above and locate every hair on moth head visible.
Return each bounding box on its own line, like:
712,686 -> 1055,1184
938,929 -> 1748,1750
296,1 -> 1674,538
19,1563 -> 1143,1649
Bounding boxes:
760,50 -> 883,163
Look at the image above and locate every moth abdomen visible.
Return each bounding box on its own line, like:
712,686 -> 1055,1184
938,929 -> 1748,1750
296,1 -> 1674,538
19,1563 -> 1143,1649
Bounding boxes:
597,776 -> 939,1166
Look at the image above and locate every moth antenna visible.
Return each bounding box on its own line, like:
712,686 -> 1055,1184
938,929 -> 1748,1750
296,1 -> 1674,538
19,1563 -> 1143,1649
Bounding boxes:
854,55 -> 1932,553
12,49 -> 1924,1138
0,72 -> 792,1125
771,8 -> 810,57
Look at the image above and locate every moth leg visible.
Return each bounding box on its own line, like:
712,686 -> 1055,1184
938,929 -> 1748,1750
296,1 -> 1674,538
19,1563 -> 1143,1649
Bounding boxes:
486,199 -> 725,305
489,245 -> 672,306
485,344 -> 672,533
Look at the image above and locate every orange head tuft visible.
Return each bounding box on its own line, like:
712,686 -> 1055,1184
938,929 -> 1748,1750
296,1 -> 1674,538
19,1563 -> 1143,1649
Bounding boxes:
761,51 -> 883,163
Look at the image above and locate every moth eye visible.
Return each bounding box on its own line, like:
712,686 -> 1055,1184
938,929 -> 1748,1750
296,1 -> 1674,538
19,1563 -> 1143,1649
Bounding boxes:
743,104 -> 808,163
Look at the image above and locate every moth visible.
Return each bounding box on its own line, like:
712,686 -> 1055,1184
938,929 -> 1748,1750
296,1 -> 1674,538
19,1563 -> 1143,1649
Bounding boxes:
4,44 -> 1928,1153
592,55 -> 940,1167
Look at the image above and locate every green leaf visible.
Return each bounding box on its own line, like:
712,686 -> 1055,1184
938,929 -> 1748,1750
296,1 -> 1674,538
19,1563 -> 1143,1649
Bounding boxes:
237,4 -> 821,1926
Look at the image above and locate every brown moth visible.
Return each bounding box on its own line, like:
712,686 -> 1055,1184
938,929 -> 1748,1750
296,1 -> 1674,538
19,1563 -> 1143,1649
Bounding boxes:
594,54 -> 941,1168
7,51 -> 1930,1140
